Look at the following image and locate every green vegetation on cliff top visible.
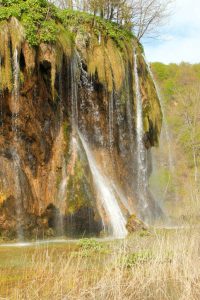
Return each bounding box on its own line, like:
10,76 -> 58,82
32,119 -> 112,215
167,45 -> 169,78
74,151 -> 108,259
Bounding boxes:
0,0 -> 133,47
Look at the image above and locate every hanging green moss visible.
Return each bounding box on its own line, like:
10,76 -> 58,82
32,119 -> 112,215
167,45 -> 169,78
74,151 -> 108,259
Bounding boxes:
66,158 -> 95,215
0,22 -> 12,91
9,17 -> 24,50
136,49 -> 162,146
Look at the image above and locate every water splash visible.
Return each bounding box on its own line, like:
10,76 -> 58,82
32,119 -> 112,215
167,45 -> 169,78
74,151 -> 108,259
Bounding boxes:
134,52 -> 149,221
111,182 -> 133,215
78,131 -> 127,238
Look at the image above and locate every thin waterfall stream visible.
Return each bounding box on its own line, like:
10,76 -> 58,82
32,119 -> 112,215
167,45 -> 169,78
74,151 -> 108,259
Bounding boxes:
0,55 -> 3,130
143,55 -> 175,173
78,132 -> 128,238
12,49 -> 23,240
143,55 -> 178,210
108,89 -> 114,151
134,52 -> 149,221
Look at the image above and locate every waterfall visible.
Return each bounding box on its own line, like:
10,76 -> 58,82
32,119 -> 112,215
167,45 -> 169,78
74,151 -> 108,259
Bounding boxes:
111,182 -> 133,215
12,49 -> 20,135
69,52 -> 128,238
76,51 -> 103,145
143,55 -> 175,173
78,132 -> 128,238
143,55 -> 178,209
12,49 -> 24,240
98,32 -> 101,45
134,52 -> 149,221
58,159 -> 67,206
12,151 -> 24,240
0,55 -> 3,129
71,55 -> 79,127
126,76 -> 136,173
56,69 -> 66,235
108,90 -> 114,150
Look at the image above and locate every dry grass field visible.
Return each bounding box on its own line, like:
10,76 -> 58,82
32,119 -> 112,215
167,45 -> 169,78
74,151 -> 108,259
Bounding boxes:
0,226 -> 200,300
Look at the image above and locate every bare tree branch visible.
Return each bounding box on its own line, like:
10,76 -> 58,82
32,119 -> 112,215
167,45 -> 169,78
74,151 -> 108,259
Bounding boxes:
50,0 -> 174,39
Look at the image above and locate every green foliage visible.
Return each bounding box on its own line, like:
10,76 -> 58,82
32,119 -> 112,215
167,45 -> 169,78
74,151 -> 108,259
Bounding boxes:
0,0 -> 59,45
78,238 -> 103,251
78,238 -> 109,256
0,0 -> 133,47
39,20 -> 58,43
139,229 -> 151,237
152,62 -> 200,197
60,9 -> 133,49
121,250 -> 153,268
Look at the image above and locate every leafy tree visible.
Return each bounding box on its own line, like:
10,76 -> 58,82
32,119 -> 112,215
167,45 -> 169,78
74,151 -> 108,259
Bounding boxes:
152,63 -> 200,185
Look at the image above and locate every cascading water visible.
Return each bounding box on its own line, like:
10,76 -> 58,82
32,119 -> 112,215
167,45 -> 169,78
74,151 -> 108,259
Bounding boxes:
12,49 -> 24,239
68,51 -> 128,238
108,90 -> 114,150
143,55 -> 175,173
57,58 -> 79,235
126,76 -> 136,171
56,69 -> 67,235
71,55 -> 79,127
0,55 -> 3,130
58,159 -> 67,208
111,182 -> 133,215
78,131 -> 128,238
12,49 -> 20,135
134,52 -> 150,221
76,51 -> 103,145
143,55 -> 178,211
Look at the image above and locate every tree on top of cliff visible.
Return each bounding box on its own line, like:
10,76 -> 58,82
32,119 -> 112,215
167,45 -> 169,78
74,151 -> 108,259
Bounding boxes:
0,0 -> 133,47
50,0 -> 174,40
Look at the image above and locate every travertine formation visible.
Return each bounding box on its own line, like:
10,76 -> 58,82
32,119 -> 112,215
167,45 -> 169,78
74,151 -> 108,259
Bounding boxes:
0,18 -> 162,239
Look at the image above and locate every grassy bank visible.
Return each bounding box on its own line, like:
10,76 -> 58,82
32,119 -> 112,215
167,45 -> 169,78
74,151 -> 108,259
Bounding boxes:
0,228 -> 200,299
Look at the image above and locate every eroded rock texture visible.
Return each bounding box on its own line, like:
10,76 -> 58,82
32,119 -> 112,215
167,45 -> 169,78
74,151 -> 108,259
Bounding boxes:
0,18 -> 162,239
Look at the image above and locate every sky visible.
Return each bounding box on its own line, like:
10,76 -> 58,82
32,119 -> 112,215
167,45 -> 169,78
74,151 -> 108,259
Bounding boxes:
144,0 -> 200,64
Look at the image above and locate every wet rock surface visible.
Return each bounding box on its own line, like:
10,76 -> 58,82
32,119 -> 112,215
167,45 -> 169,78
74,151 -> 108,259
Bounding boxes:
0,19 -> 162,239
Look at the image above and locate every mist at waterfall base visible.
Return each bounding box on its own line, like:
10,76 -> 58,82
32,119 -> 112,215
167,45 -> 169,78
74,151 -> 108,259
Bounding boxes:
143,55 -> 178,220
8,49 -> 170,241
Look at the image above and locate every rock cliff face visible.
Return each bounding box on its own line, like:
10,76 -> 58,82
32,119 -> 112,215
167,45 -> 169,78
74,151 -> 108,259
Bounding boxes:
0,17 -> 162,239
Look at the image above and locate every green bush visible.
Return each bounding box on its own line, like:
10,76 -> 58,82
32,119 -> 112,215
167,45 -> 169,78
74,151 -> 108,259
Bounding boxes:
121,250 -> 153,268
0,0 -> 133,47
0,0 -> 59,45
